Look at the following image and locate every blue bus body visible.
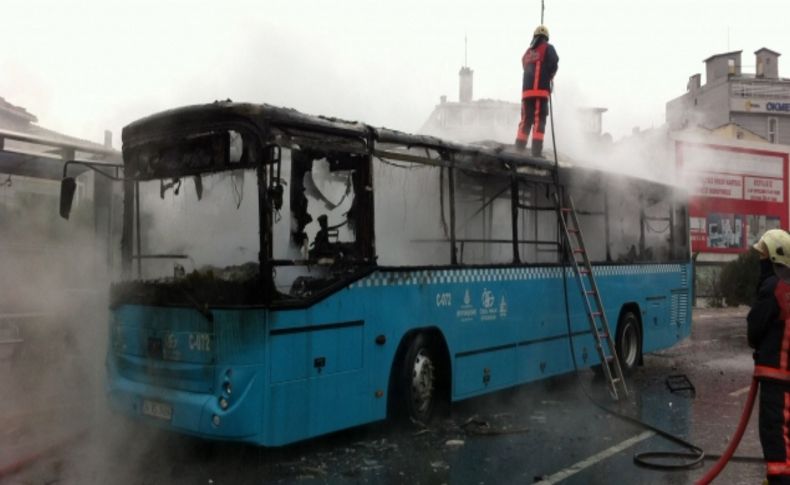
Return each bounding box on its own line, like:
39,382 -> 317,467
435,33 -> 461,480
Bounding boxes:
109,262 -> 691,446
103,102 -> 693,447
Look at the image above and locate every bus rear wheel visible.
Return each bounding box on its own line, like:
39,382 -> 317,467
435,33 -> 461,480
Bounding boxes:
615,311 -> 642,372
399,334 -> 438,423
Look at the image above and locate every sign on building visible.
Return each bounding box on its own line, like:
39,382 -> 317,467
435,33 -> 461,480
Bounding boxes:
676,141 -> 789,253
730,98 -> 790,115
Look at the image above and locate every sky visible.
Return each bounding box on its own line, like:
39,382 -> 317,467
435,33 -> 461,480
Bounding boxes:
2,0 -> 789,149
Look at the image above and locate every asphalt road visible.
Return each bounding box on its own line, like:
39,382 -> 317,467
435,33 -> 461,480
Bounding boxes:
5,307 -> 767,485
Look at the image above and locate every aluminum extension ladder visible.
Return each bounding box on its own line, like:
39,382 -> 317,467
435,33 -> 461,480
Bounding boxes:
555,193 -> 629,400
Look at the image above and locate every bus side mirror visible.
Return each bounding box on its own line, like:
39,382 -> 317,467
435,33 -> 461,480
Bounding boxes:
59,177 -> 77,219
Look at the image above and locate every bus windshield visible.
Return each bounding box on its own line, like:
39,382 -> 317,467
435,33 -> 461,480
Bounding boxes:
133,169 -> 259,283
113,124 -> 265,307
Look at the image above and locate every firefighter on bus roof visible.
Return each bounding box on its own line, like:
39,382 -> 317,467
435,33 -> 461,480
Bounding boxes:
515,25 -> 559,158
749,229 -> 790,484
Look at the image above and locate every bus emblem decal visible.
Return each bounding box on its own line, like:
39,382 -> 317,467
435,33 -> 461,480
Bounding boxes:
457,288 -> 477,322
481,289 -> 495,309
480,288 -> 498,321
165,333 -> 178,349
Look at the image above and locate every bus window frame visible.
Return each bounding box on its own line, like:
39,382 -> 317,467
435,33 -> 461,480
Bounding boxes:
266,145 -> 376,302
120,122 -> 269,287
561,169 -> 689,265
115,107 -> 691,310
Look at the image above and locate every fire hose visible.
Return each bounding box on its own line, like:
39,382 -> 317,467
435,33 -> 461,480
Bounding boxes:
693,377 -> 759,484
580,373 -> 762,480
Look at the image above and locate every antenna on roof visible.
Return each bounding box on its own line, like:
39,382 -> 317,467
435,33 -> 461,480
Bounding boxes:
464,34 -> 468,67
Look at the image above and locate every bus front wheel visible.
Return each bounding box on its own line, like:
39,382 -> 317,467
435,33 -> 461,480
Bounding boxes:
398,333 -> 438,423
615,311 -> 642,372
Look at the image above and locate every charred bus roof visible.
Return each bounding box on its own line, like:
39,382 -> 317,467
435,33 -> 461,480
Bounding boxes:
121,101 -> 683,199
121,101 -> 558,181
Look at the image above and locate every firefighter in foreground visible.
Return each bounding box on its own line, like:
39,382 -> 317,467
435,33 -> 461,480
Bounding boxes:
515,25 -> 559,158
749,228 -> 790,484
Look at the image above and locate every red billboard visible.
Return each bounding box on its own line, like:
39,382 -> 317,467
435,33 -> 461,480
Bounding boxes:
676,140 -> 789,254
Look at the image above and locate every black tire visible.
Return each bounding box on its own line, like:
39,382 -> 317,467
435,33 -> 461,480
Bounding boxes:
397,334 -> 439,423
615,311 -> 642,373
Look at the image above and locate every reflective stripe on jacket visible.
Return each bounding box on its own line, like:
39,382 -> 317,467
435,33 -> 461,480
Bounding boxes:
521,39 -> 559,98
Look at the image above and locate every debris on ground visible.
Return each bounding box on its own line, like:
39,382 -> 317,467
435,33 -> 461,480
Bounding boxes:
301,466 -> 327,478
461,414 -> 530,436
353,438 -> 398,453
410,417 -> 428,429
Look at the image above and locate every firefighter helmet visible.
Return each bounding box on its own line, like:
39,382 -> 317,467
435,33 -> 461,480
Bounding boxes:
533,25 -> 550,39
758,229 -> 790,268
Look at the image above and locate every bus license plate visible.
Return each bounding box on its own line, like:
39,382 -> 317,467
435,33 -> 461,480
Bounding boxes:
142,399 -> 172,421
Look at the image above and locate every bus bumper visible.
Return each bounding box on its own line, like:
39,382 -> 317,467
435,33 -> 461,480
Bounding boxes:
107,372 -> 262,444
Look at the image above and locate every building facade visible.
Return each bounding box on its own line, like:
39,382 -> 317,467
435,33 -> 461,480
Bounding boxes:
665,48 -> 790,302
0,97 -> 121,292
667,48 -> 790,145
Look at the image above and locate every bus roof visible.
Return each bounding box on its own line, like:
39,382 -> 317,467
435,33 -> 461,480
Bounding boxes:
122,101 -> 557,178
122,101 -> 682,196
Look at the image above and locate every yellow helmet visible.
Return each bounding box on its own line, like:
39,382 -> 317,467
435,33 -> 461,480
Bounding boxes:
534,25 -> 550,39
758,229 -> 790,267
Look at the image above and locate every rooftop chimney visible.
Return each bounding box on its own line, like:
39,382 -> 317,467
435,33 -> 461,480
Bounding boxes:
687,74 -> 701,93
459,66 -> 473,103
704,50 -> 742,84
578,107 -> 607,136
755,48 -> 781,79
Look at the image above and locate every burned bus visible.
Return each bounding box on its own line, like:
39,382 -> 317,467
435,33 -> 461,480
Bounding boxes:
61,102 -> 691,446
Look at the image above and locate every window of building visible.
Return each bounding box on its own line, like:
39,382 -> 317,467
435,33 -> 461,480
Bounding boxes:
768,117 -> 778,143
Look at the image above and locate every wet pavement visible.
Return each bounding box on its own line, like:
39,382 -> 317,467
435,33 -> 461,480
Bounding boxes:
6,307 -> 767,484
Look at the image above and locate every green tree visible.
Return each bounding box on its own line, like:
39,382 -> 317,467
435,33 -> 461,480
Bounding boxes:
717,250 -> 760,307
